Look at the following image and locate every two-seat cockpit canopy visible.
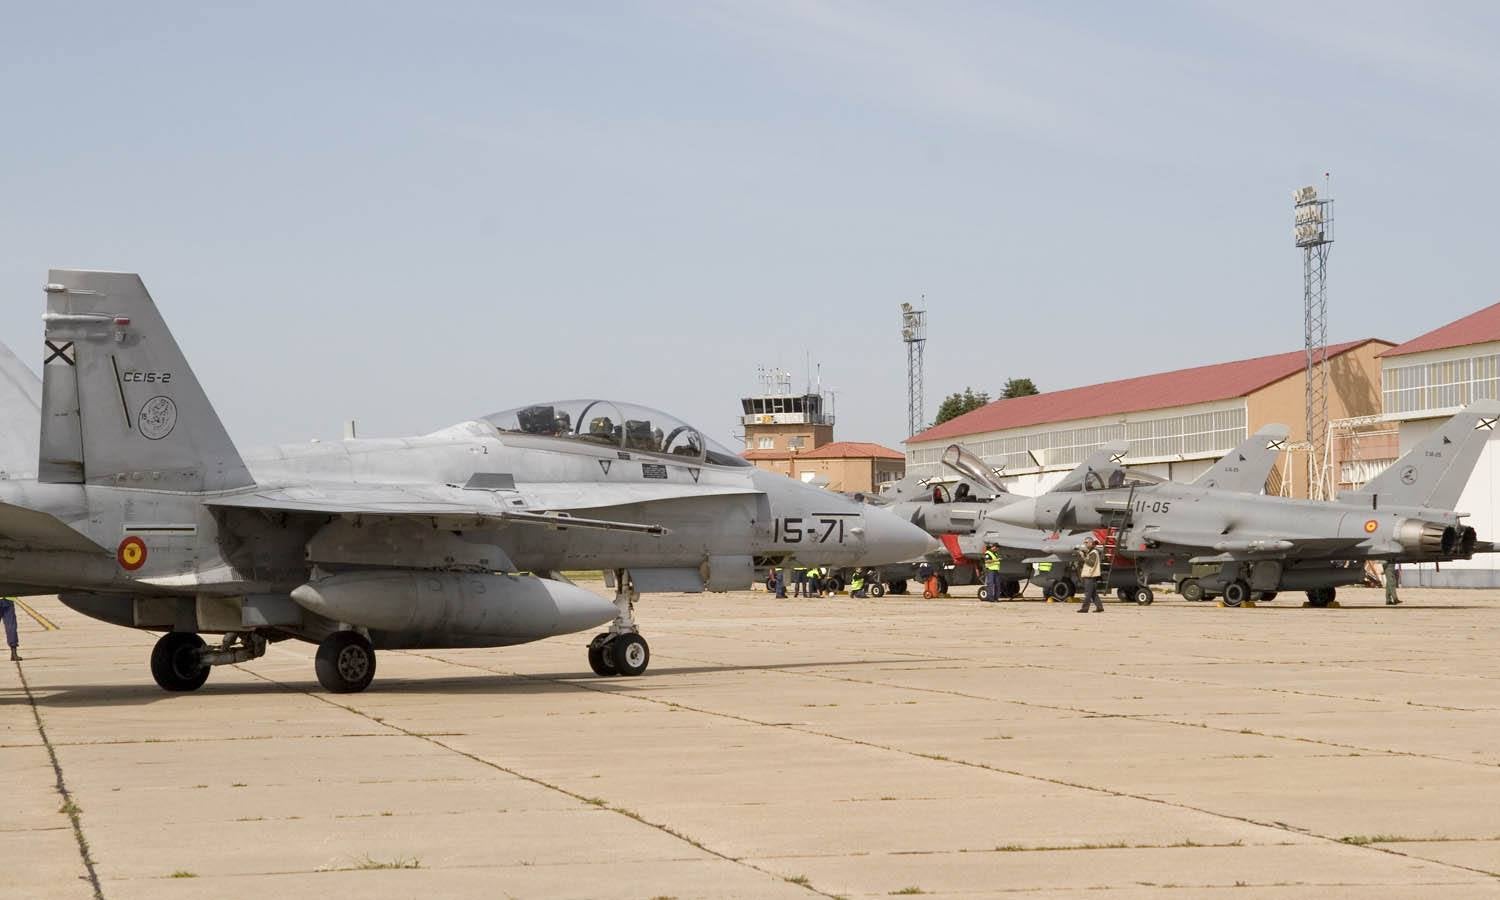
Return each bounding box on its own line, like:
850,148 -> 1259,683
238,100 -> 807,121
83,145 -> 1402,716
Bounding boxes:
1053,465 -> 1166,493
484,400 -> 749,468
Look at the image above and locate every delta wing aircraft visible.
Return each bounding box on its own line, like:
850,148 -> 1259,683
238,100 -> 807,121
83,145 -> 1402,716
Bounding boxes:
872,442 -> 1130,597
992,404 -> 1498,606
2,270 -> 935,693
1006,424 -> 1292,603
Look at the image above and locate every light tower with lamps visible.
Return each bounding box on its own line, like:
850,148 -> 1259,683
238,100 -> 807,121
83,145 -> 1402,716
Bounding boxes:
1294,180 -> 1335,499
901,301 -> 928,438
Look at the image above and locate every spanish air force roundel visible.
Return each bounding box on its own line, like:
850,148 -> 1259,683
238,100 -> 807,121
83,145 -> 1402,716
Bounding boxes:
117,536 -> 148,571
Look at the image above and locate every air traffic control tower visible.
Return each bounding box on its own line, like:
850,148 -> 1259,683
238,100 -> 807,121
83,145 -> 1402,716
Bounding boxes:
739,367 -> 835,456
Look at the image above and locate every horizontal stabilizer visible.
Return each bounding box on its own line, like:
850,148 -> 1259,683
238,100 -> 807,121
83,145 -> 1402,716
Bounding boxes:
0,501 -> 105,553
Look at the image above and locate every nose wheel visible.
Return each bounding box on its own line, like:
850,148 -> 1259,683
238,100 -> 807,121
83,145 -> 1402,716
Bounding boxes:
586,632 -> 650,677
588,570 -> 652,677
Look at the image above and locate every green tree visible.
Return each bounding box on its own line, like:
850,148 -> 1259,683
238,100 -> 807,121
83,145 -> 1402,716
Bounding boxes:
1001,377 -> 1040,399
933,387 -> 990,426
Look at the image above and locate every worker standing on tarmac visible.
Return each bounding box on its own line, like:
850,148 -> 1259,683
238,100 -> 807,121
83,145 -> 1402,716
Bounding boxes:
982,542 -> 1003,603
1383,560 -> 1402,605
1075,537 -> 1104,613
792,566 -> 807,598
849,569 -> 868,598
805,566 -> 822,598
1,596 -> 20,660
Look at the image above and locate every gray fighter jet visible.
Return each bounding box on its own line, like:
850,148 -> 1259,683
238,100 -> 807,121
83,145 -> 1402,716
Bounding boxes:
991,404 -> 1497,606
1003,424 -> 1292,603
3,270 -> 935,693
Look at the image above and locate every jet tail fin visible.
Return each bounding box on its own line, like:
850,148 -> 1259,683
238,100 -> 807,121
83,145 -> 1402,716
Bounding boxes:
0,339 -> 42,479
39,270 -> 253,491
1345,401 -> 1500,510
1193,424 -> 1289,493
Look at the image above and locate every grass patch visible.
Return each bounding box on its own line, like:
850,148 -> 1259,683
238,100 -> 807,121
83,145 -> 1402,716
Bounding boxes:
786,874 -> 810,886
353,855 -> 422,870
58,799 -> 81,816
1339,834 -> 1406,846
169,871 -> 197,879
891,888 -> 926,895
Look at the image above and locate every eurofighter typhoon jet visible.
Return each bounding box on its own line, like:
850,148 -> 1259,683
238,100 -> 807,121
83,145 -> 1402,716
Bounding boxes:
1,270 -> 936,693
992,403 -> 1499,606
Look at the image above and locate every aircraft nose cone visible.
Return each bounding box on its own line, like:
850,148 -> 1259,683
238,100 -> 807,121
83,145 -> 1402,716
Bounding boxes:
988,497 -> 1039,529
860,505 -> 941,564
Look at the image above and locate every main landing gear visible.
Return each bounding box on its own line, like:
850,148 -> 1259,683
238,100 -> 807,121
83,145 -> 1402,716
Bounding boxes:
316,631 -> 377,693
149,631 -> 267,692
587,569 -> 652,677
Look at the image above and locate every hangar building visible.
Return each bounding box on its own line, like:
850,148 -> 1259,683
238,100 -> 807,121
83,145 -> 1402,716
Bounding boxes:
1373,301 -> 1500,587
906,339 -> 1392,499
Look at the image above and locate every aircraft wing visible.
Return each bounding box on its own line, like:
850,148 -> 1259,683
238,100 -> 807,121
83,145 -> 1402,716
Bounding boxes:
207,480 -> 764,534
206,485 -> 674,535
1136,526 -> 1365,559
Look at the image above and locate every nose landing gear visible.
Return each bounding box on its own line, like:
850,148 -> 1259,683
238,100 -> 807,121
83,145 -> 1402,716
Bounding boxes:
587,570 -> 652,677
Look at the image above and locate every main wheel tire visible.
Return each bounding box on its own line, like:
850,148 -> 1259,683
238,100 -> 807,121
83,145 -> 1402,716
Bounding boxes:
977,585 -> 990,601
315,632 -> 377,693
150,632 -> 210,692
1222,580 -> 1251,607
889,579 -> 908,595
1305,587 -> 1336,607
1136,586 -> 1155,605
870,583 -> 886,598
1180,579 -> 1204,602
587,634 -> 616,676
1256,591 -> 1278,603
936,576 -> 950,596
1049,579 -> 1075,602
610,633 -> 650,676
1002,579 -> 1021,599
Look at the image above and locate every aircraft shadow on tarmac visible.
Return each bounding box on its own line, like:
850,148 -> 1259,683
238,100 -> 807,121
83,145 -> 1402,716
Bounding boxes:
3,658 -> 913,708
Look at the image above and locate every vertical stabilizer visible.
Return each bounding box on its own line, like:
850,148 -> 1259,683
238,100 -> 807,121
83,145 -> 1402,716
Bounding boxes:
1345,400 -> 1500,510
0,339 -> 42,479
1193,424 -> 1290,493
40,270 -> 252,491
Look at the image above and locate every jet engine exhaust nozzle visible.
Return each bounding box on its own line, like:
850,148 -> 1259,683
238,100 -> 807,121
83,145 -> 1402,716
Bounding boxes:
1394,519 -> 1460,558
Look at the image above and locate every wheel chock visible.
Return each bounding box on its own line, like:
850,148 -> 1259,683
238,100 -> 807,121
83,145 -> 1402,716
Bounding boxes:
1216,600 -> 1227,607
1327,600 -> 1341,608
1243,601 -> 1257,608
1046,597 -> 1056,603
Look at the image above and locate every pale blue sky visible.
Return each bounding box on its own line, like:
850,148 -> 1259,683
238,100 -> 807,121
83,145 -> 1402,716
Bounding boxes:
2,2 -> 1497,451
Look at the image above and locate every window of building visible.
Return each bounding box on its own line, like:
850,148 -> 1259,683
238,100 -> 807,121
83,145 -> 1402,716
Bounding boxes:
788,436 -> 806,449
757,436 -> 775,449
1383,352 -> 1500,416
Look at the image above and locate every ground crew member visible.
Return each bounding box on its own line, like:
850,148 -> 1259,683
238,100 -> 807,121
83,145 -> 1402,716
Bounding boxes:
982,542 -> 1003,603
805,566 -> 822,598
772,567 -> 787,599
792,566 -> 807,598
1384,560 -> 1401,605
1076,537 -> 1104,613
849,569 -> 868,598
1,597 -> 20,660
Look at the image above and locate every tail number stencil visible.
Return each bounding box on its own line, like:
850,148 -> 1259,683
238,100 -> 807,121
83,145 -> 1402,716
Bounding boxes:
117,536 -> 148,571
773,517 -> 846,544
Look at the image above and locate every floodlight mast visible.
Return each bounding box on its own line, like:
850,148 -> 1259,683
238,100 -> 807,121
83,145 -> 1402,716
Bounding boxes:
901,300 -> 928,438
1294,181 -> 1335,499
